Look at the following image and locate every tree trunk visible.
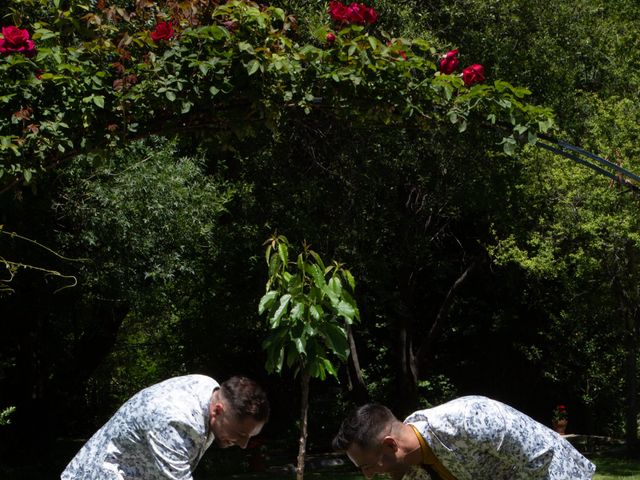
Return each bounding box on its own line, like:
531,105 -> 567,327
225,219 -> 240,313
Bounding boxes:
296,371 -> 311,480
346,324 -> 369,404
624,309 -> 639,453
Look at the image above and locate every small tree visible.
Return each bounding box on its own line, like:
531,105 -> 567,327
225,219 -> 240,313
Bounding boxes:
259,234 -> 359,480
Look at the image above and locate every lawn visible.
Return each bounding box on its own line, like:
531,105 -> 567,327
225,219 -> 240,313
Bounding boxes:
214,456 -> 640,480
593,456 -> 640,480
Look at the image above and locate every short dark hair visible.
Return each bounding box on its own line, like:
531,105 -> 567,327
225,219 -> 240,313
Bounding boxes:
220,376 -> 270,422
332,403 -> 398,451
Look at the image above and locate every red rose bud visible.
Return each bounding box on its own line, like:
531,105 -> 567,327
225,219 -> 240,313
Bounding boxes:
439,49 -> 459,74
326,32 -> 336,44
462,63 -> 485,86
150,21 -> 174,42
0,26 -> 36,57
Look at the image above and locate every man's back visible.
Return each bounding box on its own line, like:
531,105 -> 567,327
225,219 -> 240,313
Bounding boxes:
405,396 -> 595,480
61,374 -> 218,480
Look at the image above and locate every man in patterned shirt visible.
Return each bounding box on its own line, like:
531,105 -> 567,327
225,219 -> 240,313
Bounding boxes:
61,374 -> 269,479
333,396 -> 595,480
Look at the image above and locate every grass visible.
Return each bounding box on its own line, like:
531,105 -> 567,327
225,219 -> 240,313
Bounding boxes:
592,456 -> 640,480
215,456 -> 640,480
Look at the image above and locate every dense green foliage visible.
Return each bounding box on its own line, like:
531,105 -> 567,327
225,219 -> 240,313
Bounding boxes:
1,0 -> 639,476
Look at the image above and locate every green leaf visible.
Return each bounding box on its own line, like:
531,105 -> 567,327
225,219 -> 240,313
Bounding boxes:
501,136 -> 517,156
259,290 -> 278,314
93,95 -> 105,108
238,41 -> 255,54
246,59 -> 261,76
514,124 -> 527,135
165,91 -> 176,101
336,300 -> 356,322
290,301 -> 305,321
343,270 -> 356,290
538,118 -> 554,133
306,263 -> 326,289
271,294 -> 292,327
328,276 -> 342,296
309,251 -> 326,271
294,337 -> 306,354
278,242 -> 288,266
322,358 -> 338,378
310,304 -> 323,321
321,323 -> 349,359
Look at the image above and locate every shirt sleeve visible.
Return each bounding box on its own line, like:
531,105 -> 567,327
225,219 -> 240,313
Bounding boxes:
146,421 -> 201,480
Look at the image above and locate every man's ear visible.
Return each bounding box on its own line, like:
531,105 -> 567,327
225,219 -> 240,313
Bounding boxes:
210,401 -> 224,419
381,436 -> 398,452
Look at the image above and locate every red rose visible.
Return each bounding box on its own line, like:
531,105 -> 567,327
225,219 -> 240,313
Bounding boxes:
363,6 -> 378,24
150,21 -> 174,42
347,4 -> 365,24
462,63 -> 485,86
326,32 -> 336,44
329,1 -> 377,25
0,26 -> 36,57
328,1 -> 349,23
439,49 -> 459,74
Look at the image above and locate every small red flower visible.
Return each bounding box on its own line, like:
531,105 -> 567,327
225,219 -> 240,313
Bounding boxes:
0,26 -> 36,57
462,63 -> 485,86
150,21 -> 174,42
439,49 -> 459,74
326,32 -> 336,44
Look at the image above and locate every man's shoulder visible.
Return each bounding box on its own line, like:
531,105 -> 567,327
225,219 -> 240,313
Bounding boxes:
119,375 -> 218,418
405,395 -> 495,421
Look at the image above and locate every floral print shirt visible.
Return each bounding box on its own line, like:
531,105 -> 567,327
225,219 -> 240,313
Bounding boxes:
61,375 -> 219,480
404,396 -> 596,480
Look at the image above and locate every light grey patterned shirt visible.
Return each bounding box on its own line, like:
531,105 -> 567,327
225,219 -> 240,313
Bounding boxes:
61,375 -> 219,480
404,396 -> 596,480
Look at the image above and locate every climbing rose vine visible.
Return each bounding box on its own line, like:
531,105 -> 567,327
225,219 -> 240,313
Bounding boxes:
0,0 -> 554,188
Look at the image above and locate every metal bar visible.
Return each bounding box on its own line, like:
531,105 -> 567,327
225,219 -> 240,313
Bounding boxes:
536,140 -> 640,193
557,140 -> 640,183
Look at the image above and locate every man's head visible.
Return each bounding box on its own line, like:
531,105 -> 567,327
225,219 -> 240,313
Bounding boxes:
209,376 -> 270,449
333,404 -> 416,479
